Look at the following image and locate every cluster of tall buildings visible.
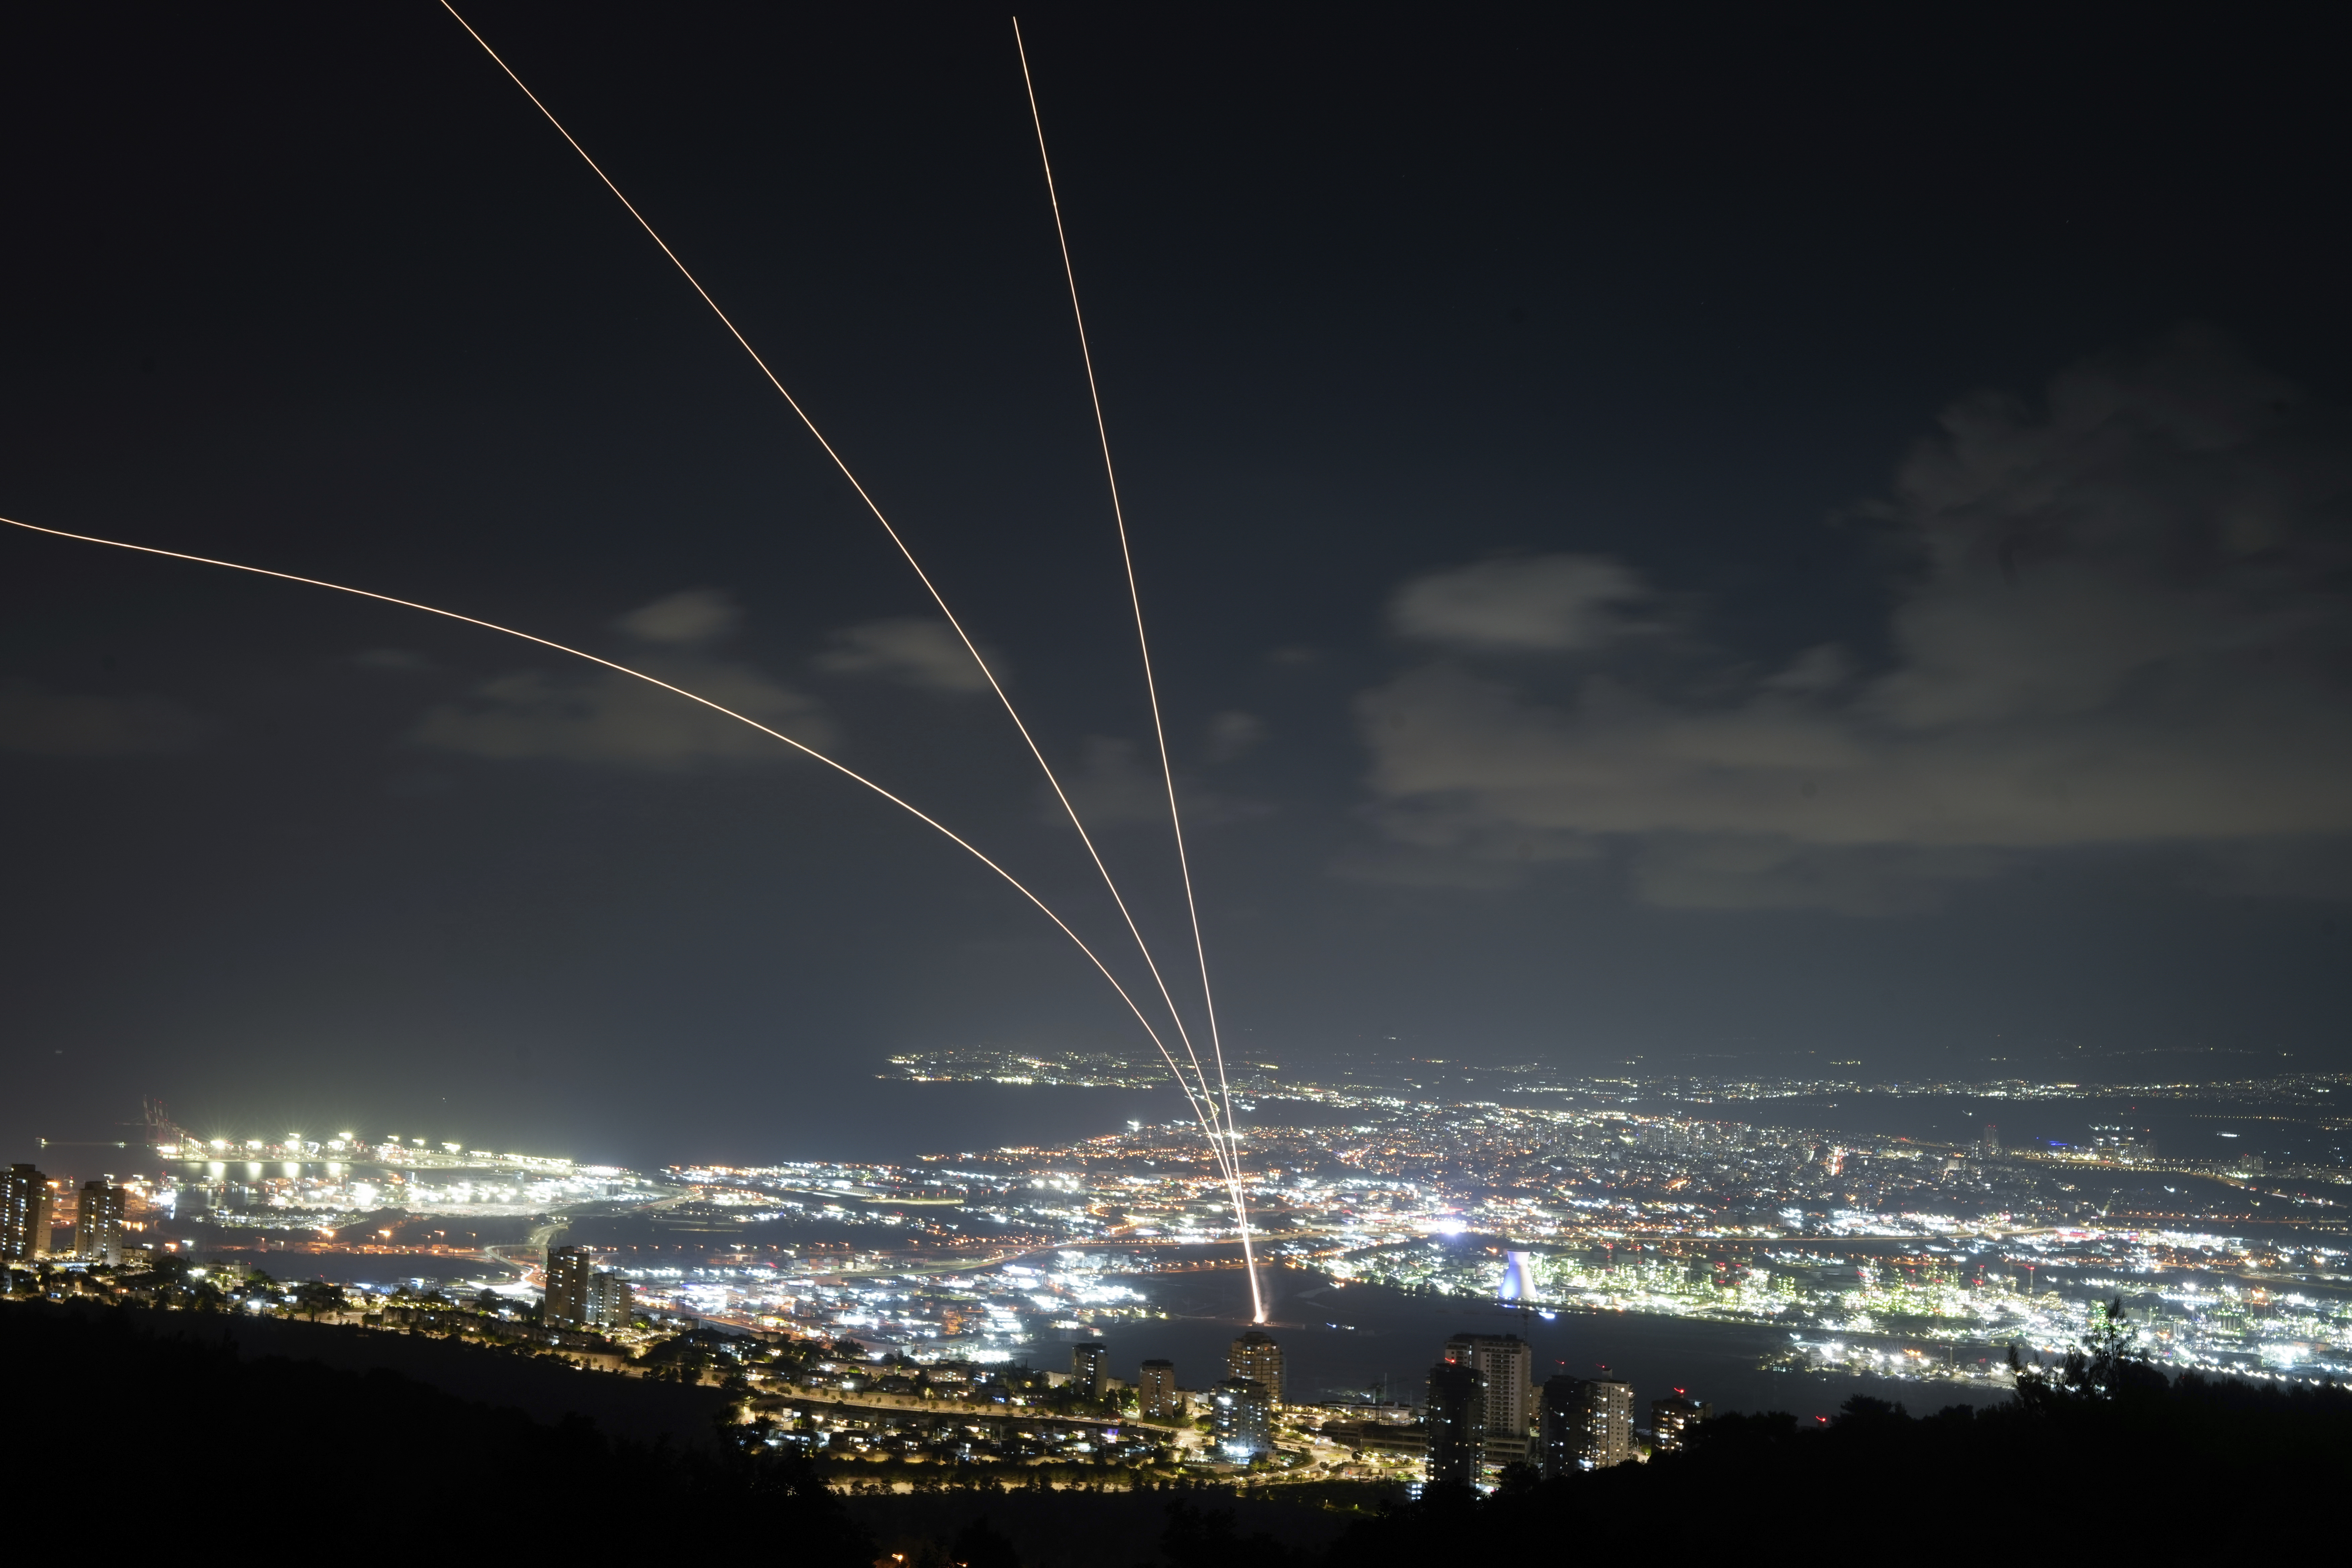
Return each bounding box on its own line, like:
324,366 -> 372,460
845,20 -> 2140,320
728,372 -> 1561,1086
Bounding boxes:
1066,1324 -> 1702,1480
1426,1332 -> 1708,1485
1073,1329 -> 1285,1463
3,1165 -> 126,1266
1537,1374 -> 1634,1473
544,1245 -> 634,1328
1208,1329 -> 1283,1459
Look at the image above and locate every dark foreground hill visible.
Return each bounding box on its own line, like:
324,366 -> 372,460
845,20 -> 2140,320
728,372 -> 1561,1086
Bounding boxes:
86,1297 -> 730,1441
1332,1347 -> 2352,1559
2,1302 -> 867,1553
9,1301 -> 2345,1556
844,1485 -> 1369,1568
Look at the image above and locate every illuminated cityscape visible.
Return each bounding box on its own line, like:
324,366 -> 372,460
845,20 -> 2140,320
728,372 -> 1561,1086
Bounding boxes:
8,1059 -> 2347,1494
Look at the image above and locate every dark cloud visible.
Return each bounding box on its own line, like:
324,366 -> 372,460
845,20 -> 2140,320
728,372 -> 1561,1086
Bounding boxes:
411,664 -> 830,768
0,679 -> 205,756
2185,839 -> 2352,904
410,594 -> 829,769
1391,553 -> 1654,651
1205,710 -> 1265,764
1626,837 -> 2012,917
352,648 -> 437,673
1355,329 -> 2352,910
818,617 -> 995,693
1059,737 -> 1166,827
1056,735 -> 1271,832
1332,827 -> 1599,891
613,588 -> 740,647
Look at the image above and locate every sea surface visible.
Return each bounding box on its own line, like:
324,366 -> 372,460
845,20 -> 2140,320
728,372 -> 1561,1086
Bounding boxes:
1086,1271 -> 2011,1420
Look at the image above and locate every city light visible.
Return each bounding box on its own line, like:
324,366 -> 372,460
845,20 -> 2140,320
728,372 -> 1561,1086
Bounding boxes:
15,1057 -> 2342,1501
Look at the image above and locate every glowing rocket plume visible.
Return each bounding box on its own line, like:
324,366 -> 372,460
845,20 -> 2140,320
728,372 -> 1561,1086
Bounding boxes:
1013,18 -> 1263,1323
0,513 -> 1243,1179
436,1 -> 1243,1189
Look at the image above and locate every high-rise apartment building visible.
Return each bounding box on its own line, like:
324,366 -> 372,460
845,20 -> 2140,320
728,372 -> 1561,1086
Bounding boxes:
1442,1332 -> 1533,1466
1424,1359 -> 1484,1487
1983,1123 -> 2003,1157
1137,1359 -> 1181,1421
546,1245 -> 594,1325
1650,1394 -> 1712,1455
1209,1378 -> 1272,1459
1228,1330 -> 1283,1403
3,1164 -> 53,1262
1540,1376 -> 1634,1473
1071,1341 -> 1108,1398
1538,1376 -> 1579,1476
72,1179 -> 125,1266
587,1269 -> 634,1328
545,1247 -> 634,1329
1587,1379 -> 1635,1467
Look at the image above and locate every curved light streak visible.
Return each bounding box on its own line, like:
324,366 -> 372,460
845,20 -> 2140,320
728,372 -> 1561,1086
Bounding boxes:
1013,18 -> 1262,1322
0,513 -> 1242,1170
435,2 -> 1241,1190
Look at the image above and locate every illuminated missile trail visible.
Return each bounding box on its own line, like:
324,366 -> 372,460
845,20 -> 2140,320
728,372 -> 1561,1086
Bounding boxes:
0,513 -> 1245,1176
435,2 -> 1243,1189
1013,20 -> 1263,1322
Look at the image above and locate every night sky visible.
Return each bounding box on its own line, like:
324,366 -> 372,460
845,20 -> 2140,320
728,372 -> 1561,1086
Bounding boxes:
5,7 -> 2347,1168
